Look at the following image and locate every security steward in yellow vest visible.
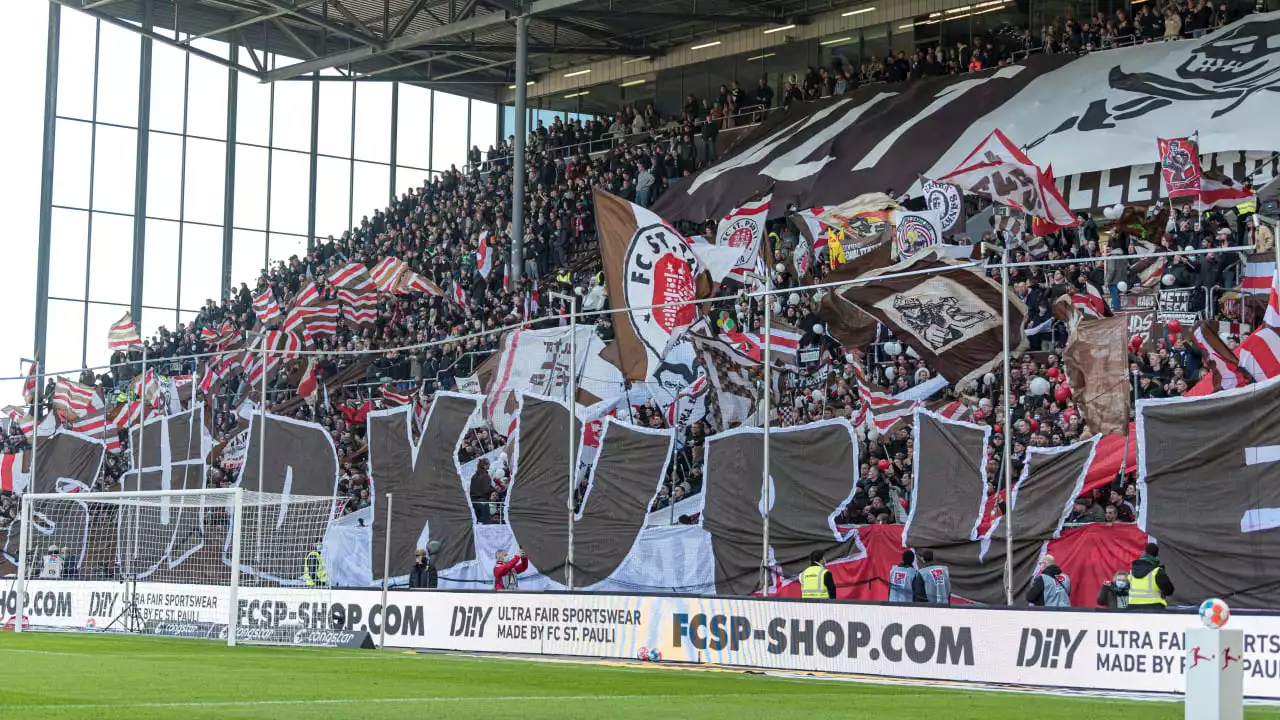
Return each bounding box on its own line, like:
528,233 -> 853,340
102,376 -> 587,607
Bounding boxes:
1127,543 -> 1174,610
799,550 -> 836,599
555,268 -> 572,288
1236,192 -> 1258,238
304,542 -> 328,587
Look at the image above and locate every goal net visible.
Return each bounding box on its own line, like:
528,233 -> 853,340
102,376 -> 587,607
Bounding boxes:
9,488 -> 337,646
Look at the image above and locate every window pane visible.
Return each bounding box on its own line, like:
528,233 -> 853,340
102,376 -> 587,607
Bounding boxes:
86,302 -> 127,371
268,233 -> 307,266
395,166 -> 425,196
143,218 -> 179,309
231,229 -> 266,290
50,208 -> 89,301
431,92 -> 468,172
147,132 -> 184,220
396,84 -> 431,168
315,156 -> 351,240
140,307 -> 177,342
88,212 -> 133,305
92,125 -> 137,214
150,42 -> 187,135
47,300 -> 87,374
187,39 -> 229,140
95,21 -> 140,127
269,149 -> 309,235
184,138 -> 225,225
354,82 -> 391,163
180,223 -> 223,311
318,81 -> 354,158
470,99 -> 498,159
56,11 -> 97,121
271,59 -> 312,153
234,144 -> 268,230
52,118 -> 93,209
236,65 -> 271,147
352,162 -> 389,225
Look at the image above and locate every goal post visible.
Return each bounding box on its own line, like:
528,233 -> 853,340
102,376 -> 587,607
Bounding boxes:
11,487 -> 337,647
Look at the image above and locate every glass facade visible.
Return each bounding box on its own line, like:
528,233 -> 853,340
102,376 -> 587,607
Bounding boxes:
37,4 -> 503,379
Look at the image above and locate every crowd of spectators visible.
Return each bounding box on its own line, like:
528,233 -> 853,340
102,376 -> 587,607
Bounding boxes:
0,11 -> 1263,541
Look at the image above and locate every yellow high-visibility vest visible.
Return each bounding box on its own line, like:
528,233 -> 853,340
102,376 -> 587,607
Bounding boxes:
1237,199 -> 1258,215
304,550 -> 327,587
1128,568 -> 1166,607
799,565 -> 831,599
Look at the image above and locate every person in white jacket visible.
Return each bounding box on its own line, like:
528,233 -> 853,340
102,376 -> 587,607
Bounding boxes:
582,274 -> 607,312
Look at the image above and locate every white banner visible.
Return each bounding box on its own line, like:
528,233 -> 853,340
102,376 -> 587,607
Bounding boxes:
6,581 -> 1280,699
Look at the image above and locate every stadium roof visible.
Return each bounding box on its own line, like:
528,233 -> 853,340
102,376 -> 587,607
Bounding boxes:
63,0 -> 814,104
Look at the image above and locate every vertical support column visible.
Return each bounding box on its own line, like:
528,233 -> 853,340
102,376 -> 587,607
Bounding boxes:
511,14 -> 529,283
222,44 -> 239,300
465,97 -> 472,171
306,72 -> 321,251
33,1 -> 61,385
130,0 -> 154,325
227,487 -> 245,647
759,284 -> 773,594
388,82 -> 399,202
494,101 -> 502,150
427,89 -> 435,177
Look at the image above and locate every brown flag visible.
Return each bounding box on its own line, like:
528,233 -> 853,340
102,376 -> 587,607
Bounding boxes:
835,246 -> 1027,387
595,188 -> 700,382
1063,314 -> 1130,435
688,319 -> 760,428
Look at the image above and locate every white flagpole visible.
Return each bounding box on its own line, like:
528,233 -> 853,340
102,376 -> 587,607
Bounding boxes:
257,335 -> 269,573
759,276 -> 773,595
1001,245 -> 1015,607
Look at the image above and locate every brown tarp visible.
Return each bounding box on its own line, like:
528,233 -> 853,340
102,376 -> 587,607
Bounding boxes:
567,421 -> 672,587
233,413 -> 339,582
651,56 -> 1067,222
124,409 -> 208,575
368,395 -> 479,580
703,421 -> 860,596
1064,315 -> 1131,435
909,412 -> 1093,604
1140,380 -> 1280,608
5,431 -> 107,576
507,397 -> 573,584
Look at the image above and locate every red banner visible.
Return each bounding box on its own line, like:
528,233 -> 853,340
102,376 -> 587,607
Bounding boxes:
779,522 -> 1148,608
1157,136 -> 1201,198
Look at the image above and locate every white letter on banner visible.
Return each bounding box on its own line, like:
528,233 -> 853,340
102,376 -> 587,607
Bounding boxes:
1243,445 -> 1280,533
758,93 -> 895,182
852,66 -> 1024,172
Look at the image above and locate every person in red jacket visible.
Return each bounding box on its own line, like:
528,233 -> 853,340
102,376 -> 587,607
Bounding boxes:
493,549 -> 528,591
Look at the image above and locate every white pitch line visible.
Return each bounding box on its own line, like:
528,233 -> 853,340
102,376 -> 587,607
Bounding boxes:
0,693 -> 769,711
0,649 -> 82,657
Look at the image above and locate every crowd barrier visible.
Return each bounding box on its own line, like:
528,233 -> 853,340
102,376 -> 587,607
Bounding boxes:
6,579 -> 1280,699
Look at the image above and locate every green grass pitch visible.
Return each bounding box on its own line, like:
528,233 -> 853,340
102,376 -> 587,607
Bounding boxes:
1,632 -> 1278,719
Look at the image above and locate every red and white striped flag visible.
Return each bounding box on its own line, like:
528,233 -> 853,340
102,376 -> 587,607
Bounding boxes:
1242,253 -> 1275,296
342,293 -> 379,328
294,280 -> 321,307
370,257 -> 410,293
1196,170 -> 1256,210
452,282 -> 466,307
856,381 -> 919,435
111,400 -> 147,432
523,285 -> 540,319
931,399 -> 972,422
1070,282 -> 1111,318
297,357 -> 320,405
395,271 -> 444,297
1238,326 -> 1280,382
724,321 -> 803,366
284,301 -> 340,335
1267,285 -> 1280,328
197,360 -> 220,395
328,262 -> 374,293
0,452 -> 28,493
200,327 -> 219,342
69,406 -> 119,454
51,378 -> 101,420
380,385 -> 413,407
107,312 -> 142,350
252,288 -> 283,326
22,362 -> 38,404
1193,321 -> 1249,391
475,232 -> 494,279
